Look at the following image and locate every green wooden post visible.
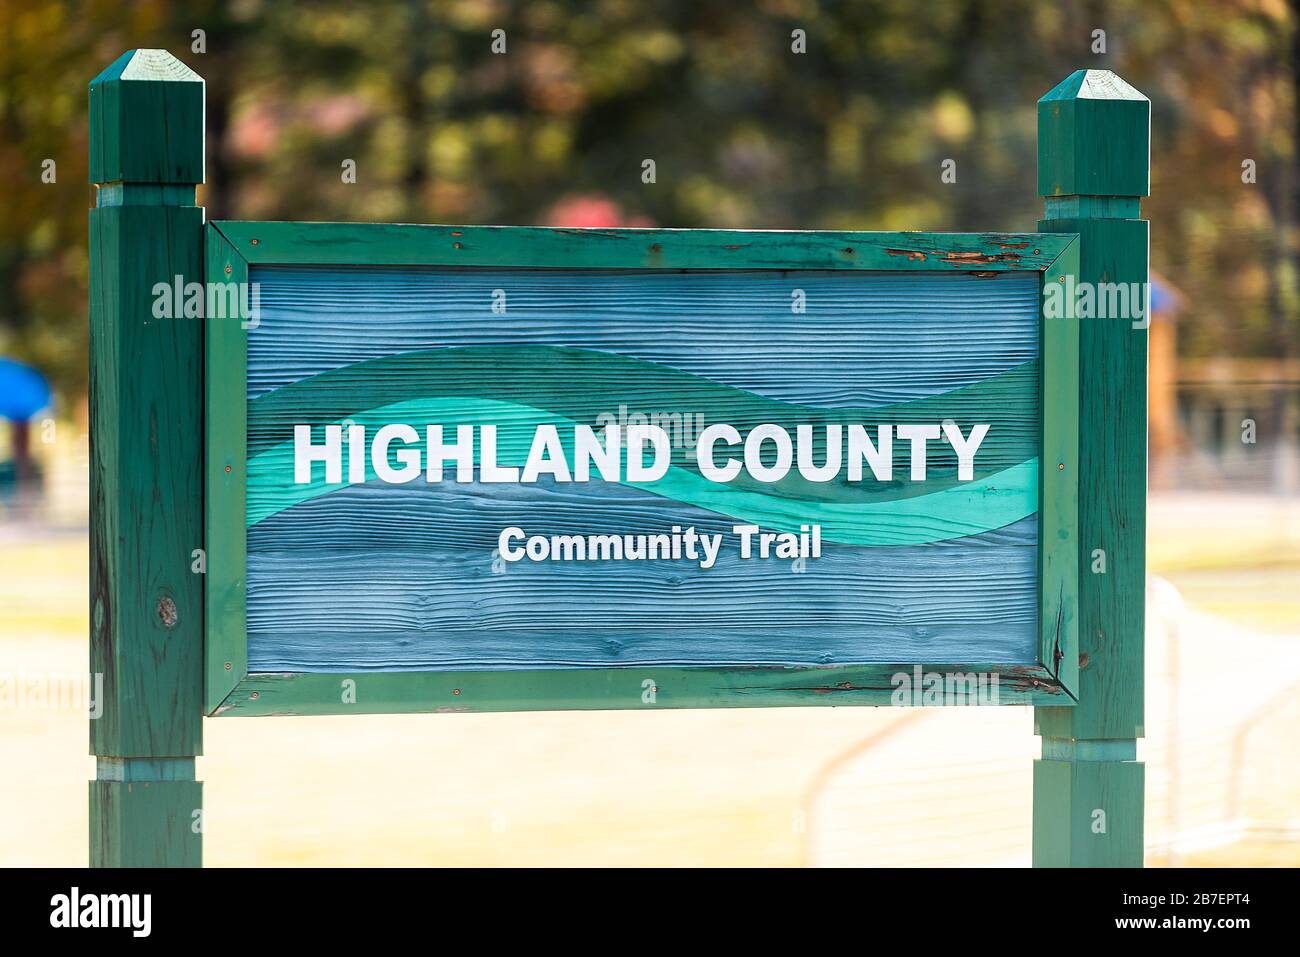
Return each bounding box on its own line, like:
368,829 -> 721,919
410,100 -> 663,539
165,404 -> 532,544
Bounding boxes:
1033,70 -> 1150,866
89,50 -> 205,867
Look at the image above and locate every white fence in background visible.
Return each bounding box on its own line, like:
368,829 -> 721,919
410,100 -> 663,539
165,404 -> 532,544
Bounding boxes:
803,576 -> 1300,867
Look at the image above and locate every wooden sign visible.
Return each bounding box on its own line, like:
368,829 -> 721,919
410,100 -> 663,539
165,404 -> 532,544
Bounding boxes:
205,225 -> 1080,714
89,50 -> 1148,868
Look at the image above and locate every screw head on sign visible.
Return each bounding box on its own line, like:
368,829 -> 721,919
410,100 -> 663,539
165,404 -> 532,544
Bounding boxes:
225,264 -> 232,275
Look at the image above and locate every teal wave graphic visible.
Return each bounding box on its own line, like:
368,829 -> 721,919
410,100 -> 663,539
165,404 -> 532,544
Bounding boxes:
247,344 -> 1039,506
247,396 -> 1037,545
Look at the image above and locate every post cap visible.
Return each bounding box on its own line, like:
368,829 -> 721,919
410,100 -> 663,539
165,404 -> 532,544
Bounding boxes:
1038,69 -> 1149,199
89,50 -> 204,185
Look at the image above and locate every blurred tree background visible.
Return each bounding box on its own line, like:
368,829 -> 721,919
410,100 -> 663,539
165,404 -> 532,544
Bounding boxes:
0,0 -> 1295,400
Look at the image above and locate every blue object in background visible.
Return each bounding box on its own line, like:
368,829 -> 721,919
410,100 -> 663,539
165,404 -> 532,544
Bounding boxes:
0,357 -> 52,420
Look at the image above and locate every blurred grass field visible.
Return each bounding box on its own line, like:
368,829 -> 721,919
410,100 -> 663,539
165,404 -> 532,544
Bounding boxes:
1149,493 -> 1300,635
1,490 -> 1297,866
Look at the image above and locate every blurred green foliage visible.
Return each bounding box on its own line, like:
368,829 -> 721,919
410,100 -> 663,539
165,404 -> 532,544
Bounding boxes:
0,0 -> 1295,397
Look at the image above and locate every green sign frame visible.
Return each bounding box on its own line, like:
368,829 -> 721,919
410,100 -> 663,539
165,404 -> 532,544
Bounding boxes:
204,222 -> 1081,717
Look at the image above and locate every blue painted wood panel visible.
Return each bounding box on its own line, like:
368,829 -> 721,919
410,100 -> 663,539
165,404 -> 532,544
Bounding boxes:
247,267 -> 1039,406
244,266 -> 1042,670
247,480 -> 1037,669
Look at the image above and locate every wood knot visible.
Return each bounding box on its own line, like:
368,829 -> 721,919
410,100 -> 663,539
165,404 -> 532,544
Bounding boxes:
156,596 -> 178,629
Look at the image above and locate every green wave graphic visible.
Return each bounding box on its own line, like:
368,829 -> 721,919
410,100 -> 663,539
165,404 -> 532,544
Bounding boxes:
247,396 -> 1037,545
248,345 -> 1038,506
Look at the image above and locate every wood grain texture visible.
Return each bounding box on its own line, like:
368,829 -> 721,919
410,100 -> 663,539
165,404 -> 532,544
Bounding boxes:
217,220 -> 1075,272
1032,758 -> 1144,866
246,267 -> 1039,404
244,266 -> 1043,673
89,48 -> 204,869
244,348 -> 1040,511
1034,218 -> 1147,741
90,780 -> 202,867
89,205 -> 204,755
246,416 -> 1039,543
1032,69 -> 1147,868
1038,70 -> 1150,199
1039,243 -> 1081,696
88,50 -> 203,186
205,227 -> 249,711
216,662 -> 1071,716
247,483 -> 1039,669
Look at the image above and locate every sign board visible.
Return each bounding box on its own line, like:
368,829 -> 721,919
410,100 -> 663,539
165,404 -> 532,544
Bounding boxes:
205,224 -> 1079,715
90,51 -> 1148,867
